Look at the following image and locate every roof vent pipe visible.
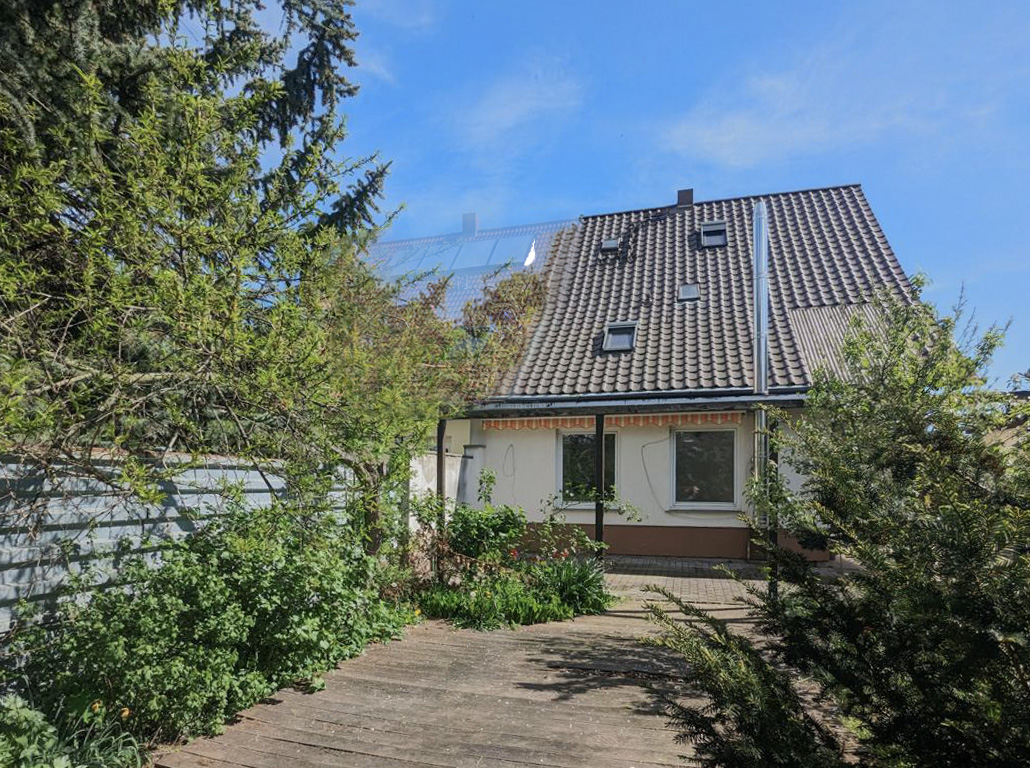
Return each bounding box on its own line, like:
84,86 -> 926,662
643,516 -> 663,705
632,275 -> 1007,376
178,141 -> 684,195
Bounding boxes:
751,200 -> 775,575
752,201 -> 769,396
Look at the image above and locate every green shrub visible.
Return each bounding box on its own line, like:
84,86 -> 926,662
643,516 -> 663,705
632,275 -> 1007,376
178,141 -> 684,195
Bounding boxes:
531,557 -> 614,615
414,499 -> 616,631
446,503 -> 526,560
0,695 -> 142,768
418,573 -> 572,630
9,502 -> 408,742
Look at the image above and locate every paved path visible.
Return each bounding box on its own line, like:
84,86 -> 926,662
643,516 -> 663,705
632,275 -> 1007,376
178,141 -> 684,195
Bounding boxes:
157,558 -> 757,768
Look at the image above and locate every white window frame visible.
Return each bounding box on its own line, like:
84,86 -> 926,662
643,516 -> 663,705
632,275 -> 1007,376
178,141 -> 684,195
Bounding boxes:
556,429 -> 618,509
669,426 -> 739,511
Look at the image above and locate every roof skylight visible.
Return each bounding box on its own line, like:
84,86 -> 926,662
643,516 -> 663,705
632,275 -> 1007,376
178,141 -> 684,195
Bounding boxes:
599,237 -> 621,254
678,283 -> 701,302
602,322 -> 637,352
700,221 -> 727,248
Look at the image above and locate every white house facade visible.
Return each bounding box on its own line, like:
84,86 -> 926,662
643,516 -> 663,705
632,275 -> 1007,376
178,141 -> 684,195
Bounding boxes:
424,184 -> 909,559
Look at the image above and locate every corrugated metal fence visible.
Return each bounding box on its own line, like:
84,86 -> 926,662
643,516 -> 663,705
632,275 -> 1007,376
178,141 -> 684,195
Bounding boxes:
0,456 -> 299,633
1,452 -> 470,633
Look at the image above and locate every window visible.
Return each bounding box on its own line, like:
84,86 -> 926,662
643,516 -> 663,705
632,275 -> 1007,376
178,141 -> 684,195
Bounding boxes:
700,220 -> 727,248
602,322 -> 637,351
673,429 -> 736,506
560,432 -> 615,504
599,237 -> 621,254
678,283 -> 701,302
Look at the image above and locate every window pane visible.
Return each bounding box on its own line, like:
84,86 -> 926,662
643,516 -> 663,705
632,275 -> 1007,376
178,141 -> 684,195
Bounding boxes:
561,433 -> 615,502
604,326 -> 635,351
675,430 -> 735,504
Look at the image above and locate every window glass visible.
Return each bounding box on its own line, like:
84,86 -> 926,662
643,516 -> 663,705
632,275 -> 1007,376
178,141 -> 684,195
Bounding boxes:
603,325 -> 636,351
700,221 -> 728,247
561,433 -> 615,503
674,430 -> 735,504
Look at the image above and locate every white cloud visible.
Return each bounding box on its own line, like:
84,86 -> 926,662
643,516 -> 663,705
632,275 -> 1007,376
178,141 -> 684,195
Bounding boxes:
661,6 -> 1027,169
459,62 -> 583,151
665,58 -> 954,168
356,49 -> 396,85
358,0 -> 439,32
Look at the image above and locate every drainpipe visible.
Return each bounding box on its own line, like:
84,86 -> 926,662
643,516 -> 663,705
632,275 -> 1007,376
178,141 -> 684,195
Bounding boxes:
594,413 -> 606,561
752,202 -> 777,594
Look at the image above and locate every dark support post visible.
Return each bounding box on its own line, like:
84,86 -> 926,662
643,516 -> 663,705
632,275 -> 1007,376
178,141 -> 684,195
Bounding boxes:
594,413 -> 605,561
436,419 -> 447,500
432,418 -> 447,583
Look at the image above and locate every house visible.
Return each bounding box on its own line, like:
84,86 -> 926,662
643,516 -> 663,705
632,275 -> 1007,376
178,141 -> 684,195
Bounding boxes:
436,184 -> 911,559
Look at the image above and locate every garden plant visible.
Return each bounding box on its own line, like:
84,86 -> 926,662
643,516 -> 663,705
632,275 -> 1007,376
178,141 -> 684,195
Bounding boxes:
411,475 -> 616,630
0,0 -> 544,761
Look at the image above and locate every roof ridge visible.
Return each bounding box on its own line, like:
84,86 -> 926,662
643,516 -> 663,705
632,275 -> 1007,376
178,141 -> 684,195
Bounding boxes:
578,183 -> 864,222
698,182 -> 863,206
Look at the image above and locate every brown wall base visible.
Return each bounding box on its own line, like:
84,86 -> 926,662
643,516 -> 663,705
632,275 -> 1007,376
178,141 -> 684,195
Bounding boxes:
530,523 -> 830,561
544,523 -> 749,559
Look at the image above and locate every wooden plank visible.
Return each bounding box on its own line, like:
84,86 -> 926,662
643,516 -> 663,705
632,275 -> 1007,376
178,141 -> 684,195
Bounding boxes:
237,706 -> 685,766
268,680 -> 670,732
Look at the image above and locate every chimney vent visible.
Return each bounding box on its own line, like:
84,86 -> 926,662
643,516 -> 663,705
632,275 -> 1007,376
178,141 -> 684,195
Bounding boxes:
676,188 -> 694,207
462,212 -> 478,235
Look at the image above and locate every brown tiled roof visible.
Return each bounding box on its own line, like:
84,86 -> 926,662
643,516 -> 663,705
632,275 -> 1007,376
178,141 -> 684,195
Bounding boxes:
496,184 -> 910,400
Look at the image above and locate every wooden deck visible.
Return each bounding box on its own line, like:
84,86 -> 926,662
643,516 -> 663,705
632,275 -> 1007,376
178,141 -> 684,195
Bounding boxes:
156,559 -> 753,768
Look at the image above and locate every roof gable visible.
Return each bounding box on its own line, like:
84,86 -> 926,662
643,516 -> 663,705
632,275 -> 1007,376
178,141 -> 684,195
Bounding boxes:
497,184 -> 910,399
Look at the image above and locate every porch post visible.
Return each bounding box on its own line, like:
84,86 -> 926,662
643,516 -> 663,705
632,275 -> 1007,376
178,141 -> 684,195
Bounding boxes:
594,413 -> 605,560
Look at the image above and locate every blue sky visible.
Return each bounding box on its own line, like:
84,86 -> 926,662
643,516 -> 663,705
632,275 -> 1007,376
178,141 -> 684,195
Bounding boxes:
340,0 -> 1029,383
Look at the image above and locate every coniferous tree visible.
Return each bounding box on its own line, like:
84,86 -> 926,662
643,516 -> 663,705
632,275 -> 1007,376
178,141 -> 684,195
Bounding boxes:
649,287 -> 1030,768
0,0 -> 544,548
0,0 -> 386,233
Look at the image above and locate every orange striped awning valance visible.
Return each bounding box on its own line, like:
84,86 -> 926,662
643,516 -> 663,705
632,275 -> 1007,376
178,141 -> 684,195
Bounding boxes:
481,412 -> 743,431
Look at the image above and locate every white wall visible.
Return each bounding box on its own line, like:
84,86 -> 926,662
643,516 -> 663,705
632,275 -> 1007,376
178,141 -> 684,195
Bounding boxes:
408,452 -> 464,507
777,410 -> 807,494
470,412 -> 757,529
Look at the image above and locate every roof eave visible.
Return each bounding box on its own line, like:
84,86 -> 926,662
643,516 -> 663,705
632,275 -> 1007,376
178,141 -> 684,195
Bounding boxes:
465,388 -> 808,418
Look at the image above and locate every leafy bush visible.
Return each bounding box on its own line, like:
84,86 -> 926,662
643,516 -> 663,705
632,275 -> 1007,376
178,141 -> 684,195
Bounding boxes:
418,557 -> 614,630
446,503 -> 526,560
531,509 -> 606,559
413,497 -> 616,629
8,502 -> 408,743
0,695 -> 142,768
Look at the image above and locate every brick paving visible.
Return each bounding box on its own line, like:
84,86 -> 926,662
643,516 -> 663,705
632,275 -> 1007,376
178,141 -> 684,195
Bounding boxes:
604,555 -> 761,605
